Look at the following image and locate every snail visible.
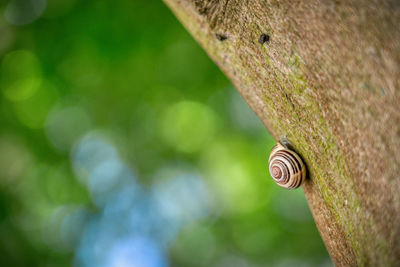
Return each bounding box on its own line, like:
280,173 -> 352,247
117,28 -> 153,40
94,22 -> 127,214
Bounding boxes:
268,141 -> 306,189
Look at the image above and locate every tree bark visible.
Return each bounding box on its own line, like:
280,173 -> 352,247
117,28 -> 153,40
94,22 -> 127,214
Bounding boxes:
163,0 -> 400,266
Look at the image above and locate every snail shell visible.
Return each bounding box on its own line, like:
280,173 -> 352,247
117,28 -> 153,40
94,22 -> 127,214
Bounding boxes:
268,142 -> 306,189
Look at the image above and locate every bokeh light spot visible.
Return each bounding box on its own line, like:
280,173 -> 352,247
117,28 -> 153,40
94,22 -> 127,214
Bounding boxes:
45,105 -> 92,152
153,174 -> 211,225
88,159 -> 136,208
0,50 -> 42,101
199,141 -> 261,214
0,134 -> 32,184
217,254 -> 249,267
0,19 -> 15,54
106,237 -> 167,267
13,81 -> 59,129
4,0 -> 47,25
160,101 -> 217,153
42,205 -> 75,251
61,207 -> 91,249
71,134 -> 119,185
171,224 -> 216,266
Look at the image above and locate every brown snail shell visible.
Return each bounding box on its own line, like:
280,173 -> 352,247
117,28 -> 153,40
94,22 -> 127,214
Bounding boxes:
268,142 -> 306,189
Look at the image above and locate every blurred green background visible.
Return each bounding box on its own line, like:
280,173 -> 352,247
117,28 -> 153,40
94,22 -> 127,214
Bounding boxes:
0,0 -> 330,266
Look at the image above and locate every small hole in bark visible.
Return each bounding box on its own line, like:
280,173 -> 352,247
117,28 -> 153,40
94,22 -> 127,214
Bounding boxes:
216,33 -> 227,41
258,33 -> 270,45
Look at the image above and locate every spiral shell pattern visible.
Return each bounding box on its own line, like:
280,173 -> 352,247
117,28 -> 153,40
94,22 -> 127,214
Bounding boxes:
268,143 -> 306,189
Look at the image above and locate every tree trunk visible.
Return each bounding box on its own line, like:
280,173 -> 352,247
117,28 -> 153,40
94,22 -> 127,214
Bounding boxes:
163,0 -> 400,266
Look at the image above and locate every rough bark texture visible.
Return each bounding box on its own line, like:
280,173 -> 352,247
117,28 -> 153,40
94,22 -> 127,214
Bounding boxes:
163,0 -> 400,266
